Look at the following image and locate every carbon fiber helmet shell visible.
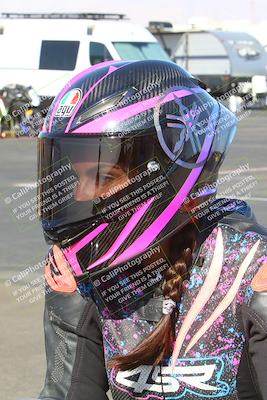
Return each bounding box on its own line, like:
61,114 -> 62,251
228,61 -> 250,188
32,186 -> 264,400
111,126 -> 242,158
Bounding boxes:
38,60 -> 237,278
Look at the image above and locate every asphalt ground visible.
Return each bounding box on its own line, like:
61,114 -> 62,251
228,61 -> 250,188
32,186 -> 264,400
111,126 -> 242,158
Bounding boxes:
0,110 -> 266,399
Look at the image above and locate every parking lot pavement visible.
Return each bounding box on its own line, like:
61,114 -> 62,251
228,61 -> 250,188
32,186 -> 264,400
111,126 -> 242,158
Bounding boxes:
0,110 -> 266,399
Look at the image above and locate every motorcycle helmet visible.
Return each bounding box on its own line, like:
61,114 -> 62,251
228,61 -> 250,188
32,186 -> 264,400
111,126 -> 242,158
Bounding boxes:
38,60 -> 237,312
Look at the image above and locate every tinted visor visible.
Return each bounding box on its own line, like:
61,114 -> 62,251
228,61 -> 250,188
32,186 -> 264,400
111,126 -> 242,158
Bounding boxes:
37,135 -> 163,229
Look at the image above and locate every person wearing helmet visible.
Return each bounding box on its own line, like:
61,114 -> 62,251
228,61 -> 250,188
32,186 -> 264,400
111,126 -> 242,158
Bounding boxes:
37,60 -> 267,400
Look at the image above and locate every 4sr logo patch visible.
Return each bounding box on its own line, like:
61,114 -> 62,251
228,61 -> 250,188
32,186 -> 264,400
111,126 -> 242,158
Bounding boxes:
112,357 -> 230,399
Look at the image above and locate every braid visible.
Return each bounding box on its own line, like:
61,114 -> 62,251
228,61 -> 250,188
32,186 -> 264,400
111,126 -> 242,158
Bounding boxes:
108,225 -> 196,371
163,248 -> 191,302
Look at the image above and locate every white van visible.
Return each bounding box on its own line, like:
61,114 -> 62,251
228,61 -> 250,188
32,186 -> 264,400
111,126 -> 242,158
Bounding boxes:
0,13 -> 169,98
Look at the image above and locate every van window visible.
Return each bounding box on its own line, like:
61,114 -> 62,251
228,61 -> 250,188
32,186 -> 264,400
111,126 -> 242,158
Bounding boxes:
89,42 -> 113,65
113,42 -> 169,60
39,41 -> 80,70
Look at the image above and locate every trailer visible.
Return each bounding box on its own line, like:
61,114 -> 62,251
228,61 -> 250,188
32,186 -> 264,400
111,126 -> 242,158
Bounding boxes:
149,22 -> 267,108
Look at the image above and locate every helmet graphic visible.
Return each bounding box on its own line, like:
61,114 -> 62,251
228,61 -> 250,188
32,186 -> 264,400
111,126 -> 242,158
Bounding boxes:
38,60 -> 237,289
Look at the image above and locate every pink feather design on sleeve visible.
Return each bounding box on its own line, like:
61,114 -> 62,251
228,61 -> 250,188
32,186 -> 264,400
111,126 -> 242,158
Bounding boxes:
171,228 -> 224,370
183,239 -> 260,360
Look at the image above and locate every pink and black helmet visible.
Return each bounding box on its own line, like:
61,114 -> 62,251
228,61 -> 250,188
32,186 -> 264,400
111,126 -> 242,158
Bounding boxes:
38,60 -> 237,278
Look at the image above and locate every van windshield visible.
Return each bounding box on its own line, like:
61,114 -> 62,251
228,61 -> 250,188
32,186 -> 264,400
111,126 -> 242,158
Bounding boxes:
113,42 -> 169,60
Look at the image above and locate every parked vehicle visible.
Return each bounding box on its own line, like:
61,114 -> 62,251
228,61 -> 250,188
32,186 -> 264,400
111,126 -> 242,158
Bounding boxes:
0,13 -> 169,100
149,22 -> 267,108
0,84 -> 42,138
0,90 -> 10,136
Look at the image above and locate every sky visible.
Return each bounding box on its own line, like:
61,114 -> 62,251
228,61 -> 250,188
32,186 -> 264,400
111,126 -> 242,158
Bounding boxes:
0,0 -> 266,26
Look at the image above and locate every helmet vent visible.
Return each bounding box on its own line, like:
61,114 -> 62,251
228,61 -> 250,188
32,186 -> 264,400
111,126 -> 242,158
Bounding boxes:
76,87 -> 139,125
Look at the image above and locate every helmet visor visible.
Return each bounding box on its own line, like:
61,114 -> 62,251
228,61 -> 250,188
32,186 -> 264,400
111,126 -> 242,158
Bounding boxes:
37,135 -> 170,229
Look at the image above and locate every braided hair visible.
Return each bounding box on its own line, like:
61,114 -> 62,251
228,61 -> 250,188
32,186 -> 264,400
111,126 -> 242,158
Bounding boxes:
108,223 -> 197,371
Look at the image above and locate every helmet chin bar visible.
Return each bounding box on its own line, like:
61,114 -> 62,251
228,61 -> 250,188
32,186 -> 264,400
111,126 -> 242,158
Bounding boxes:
42,215 -> 103,245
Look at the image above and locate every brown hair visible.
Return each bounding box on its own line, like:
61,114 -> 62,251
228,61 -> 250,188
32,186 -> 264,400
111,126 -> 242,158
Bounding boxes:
108,223 -> 197,371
